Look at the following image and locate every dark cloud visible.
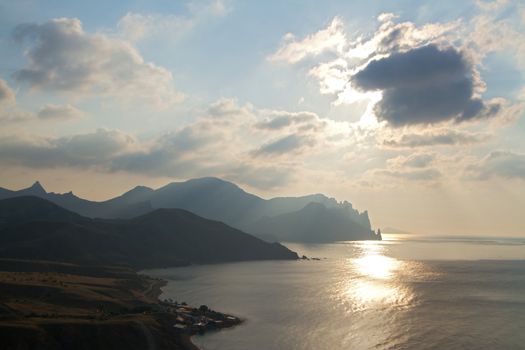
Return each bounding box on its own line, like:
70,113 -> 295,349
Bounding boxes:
468,151 -> 525,180
383,129 -> 489,148
352,45 -> 501,126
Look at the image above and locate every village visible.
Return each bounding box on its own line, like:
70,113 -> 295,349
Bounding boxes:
160,299 -> 242,334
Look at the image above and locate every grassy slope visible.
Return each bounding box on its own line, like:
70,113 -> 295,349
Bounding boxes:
0,259 -> 197,350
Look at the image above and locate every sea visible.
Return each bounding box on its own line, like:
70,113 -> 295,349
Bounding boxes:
146,234 -> 525,350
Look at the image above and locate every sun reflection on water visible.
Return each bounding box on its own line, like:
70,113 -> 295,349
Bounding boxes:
339,240 -> 413,309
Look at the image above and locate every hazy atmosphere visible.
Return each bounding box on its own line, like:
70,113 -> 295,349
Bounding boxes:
1,2 -> 525,350
1,0 -> 524,236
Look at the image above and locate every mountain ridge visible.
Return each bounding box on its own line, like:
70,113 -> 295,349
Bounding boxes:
0,177 -> 378,243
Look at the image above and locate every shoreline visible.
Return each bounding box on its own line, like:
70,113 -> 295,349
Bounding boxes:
0,259 -> 242,350
149,275 -> 242,350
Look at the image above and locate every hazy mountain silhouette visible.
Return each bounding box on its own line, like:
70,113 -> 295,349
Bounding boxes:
0,177 -> 377,242
0,196 -> 298,268
0,182 -> 153,219
252,202 -> 376,243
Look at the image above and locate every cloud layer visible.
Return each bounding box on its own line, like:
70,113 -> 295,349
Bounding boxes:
13,18 -> 182,108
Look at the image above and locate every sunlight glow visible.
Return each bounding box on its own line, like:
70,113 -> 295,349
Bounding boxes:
355,254 -> 399,279
340,241 -> 410,307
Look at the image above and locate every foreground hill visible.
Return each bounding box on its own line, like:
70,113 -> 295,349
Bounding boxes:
0,259 -> 234,350
0,178 -> 377,243
0,196 -> 298,268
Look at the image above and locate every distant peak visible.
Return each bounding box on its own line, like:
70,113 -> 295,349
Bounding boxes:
130,185 -> 154,193
28,181 -> 46,194
188,177 -> 230,184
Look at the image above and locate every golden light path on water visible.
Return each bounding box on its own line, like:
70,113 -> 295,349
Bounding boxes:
321,238 -> 423,348
335,239 -> 417,312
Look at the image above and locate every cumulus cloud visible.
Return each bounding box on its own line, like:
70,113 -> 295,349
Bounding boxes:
13,18 -> 183,108
353,44 -> 500,126
38,104 -> 83,121
268,17 -> 346,64
467,151 -> 525,180
382,129 -> 490,148
271,12 -> 521,129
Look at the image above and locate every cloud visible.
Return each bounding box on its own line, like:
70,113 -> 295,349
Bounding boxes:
467,2 -> 525,69
255,111 -> 321,130
268,17 -> 346,64
0,79 -> 16,106
13,18 -> 183,108
272,12 -> 523,129
117,1 -> 229,43
353,45 -> 501,126
375,168 -> 442,181
252,134 -> 315,157
206,98 -> 254,120
0,129 -> 137,169
0,97 -> 350,189
0,79 -> 34,124
347,14 -> 460,60
467,151 -> 525,180
475,0 -> 510,12
38,104 -> 83,121
382,129 -> 490,148
117,13 -> 193,42
375,152 -> 442,183
405,154 -> 435,168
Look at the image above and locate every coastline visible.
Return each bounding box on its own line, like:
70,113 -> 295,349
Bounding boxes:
0,259 -> 242,350
147,274 -> 241,350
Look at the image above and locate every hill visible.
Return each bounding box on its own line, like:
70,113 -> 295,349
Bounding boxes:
0,196 -> 297,268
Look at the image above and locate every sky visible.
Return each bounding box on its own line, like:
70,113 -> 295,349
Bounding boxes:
0,0 -> 524,236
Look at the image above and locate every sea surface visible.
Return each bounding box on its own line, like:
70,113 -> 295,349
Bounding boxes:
146,234 -> 525,350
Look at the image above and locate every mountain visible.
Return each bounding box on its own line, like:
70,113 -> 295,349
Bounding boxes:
0,182 -> 153,219
0,195 -> 85,226
0,196 -> 298,268
0,178 -> 378,243
251,202 -> 377,243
